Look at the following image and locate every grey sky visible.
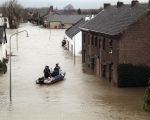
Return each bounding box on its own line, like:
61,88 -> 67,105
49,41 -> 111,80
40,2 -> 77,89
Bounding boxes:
0,0 -> 149,9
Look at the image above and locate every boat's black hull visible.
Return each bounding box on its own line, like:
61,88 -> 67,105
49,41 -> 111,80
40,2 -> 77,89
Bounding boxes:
36,74 -> 65,85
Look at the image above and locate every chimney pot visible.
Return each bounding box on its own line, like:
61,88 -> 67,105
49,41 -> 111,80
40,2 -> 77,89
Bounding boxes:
131,0 -> 139,7
117,1 -> 124,8
104,3 -> 111,9
49,6 -> 53,11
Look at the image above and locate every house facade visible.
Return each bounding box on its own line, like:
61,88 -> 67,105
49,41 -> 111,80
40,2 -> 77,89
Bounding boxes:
81,1 -> 150,87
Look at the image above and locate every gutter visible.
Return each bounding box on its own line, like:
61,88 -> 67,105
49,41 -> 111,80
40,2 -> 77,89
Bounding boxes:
80,27 -> 120,39
79,27 -> 89,31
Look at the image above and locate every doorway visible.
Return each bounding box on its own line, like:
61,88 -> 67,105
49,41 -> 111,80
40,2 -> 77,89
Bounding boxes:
109,63 -> 113,82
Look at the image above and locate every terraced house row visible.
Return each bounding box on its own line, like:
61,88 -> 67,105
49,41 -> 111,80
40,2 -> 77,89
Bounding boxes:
80,0 -> 150,87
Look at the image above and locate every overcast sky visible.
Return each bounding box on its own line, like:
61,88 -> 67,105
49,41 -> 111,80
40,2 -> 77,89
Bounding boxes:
0,0 -> 149,9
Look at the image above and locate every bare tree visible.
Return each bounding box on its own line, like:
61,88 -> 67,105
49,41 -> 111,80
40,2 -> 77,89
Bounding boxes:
1,0 -> 25,28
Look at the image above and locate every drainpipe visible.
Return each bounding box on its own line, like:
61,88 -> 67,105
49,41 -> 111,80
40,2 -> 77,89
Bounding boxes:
74,36 -> 76,64
99,39 -> 102,78
148,0 -> 150,11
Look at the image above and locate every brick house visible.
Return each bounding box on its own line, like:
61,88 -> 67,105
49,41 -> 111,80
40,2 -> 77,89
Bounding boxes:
80,1 -> 150,87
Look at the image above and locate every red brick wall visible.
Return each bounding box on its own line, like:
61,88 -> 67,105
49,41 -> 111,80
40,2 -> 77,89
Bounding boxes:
82,30 -> 119,84
119,15 -> 150,66
82,31 -> 100,72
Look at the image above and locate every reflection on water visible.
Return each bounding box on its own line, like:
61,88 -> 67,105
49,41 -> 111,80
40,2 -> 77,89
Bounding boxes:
0,23 -> 149,120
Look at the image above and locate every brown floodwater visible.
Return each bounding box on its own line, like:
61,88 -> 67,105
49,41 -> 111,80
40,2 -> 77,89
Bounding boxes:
0,23 -> 149,120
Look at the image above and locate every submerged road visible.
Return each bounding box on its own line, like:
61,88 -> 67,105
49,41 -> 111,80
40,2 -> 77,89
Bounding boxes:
0,23 -> 149,120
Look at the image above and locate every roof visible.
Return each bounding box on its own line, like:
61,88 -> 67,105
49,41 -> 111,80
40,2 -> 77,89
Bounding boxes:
81,4 -> 148,36
0,26 -> 4,44
37,8 -> 49,17
65,18 -> 87,38
47,14 -> 86,24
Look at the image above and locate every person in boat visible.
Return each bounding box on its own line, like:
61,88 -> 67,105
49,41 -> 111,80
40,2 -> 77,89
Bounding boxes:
43,65 -> 51,78
51,63 -> 60,77
54,63 -> 60,74
62,40 -> 66,46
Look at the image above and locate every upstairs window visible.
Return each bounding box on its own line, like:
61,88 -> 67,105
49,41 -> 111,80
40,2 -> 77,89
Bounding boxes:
99,38 -> 101,48
109,39 -> 113,54
109,39 -> 113,48
91,35 -> 94,46
102,38 -> 106,50
95,37 -> 97,47
88,34 -> 90,45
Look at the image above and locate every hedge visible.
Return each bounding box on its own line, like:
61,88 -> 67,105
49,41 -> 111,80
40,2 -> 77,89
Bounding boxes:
117,64 -> 150,87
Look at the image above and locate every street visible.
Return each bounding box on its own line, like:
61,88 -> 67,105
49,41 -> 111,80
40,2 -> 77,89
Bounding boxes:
0,23 -> 150,120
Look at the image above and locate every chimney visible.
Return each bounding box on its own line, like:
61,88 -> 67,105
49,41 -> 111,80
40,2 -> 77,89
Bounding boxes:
148,0 -> 150,14
49,5 -> 53,12
104,3 -> 111,9
131,0 -> 139,7
117,1 -> 124,8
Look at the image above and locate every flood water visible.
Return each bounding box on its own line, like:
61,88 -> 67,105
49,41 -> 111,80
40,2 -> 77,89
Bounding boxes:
0,23 -> 149,120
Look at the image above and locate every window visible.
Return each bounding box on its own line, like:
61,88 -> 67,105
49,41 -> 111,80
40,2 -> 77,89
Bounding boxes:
91,58 -> 95,70
109,39 -> 113,54
109,39 -> 113,48
91,35 -> 94,45
99,38 -> 101,48
95,37 -> 97,47
88,34 -> 90,45
102,65 -> 106,77
102,38 -> 106,50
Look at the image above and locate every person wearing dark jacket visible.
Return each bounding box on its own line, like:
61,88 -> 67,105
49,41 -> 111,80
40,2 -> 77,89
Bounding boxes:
43,66 -> 51,78
54,64 -> 60,75
51,64 -> 60,77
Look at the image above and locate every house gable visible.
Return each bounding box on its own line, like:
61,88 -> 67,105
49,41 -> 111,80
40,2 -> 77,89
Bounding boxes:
119,14 -> 150,66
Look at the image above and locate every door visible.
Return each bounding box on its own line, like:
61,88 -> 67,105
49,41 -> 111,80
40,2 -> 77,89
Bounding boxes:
109,64 -> 113,82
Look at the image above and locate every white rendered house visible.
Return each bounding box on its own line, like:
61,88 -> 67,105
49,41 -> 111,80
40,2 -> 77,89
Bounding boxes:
65,16 -> 94,56
0,26 -> 7,62
65,18 -> 87,56
65,31 -> 82,56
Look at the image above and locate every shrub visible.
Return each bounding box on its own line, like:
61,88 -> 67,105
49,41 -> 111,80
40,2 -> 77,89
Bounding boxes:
143,79 -> 150,111
117,64 -> 150,87
0,60 -> 7,74
3,58 -> 8,63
